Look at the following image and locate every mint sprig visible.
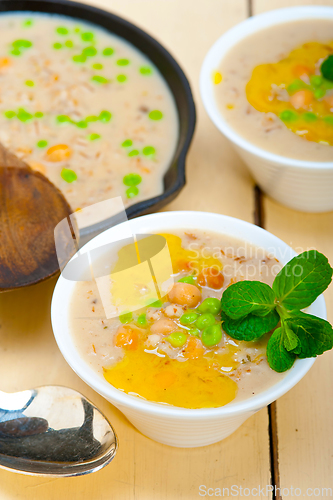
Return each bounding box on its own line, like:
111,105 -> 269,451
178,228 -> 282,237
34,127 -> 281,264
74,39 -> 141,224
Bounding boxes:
220,250 -> 333,372
321,55 -> 333,82
220,281 -> 276,319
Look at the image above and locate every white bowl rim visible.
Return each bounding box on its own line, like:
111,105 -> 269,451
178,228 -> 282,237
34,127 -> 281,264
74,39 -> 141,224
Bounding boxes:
51,211 -> 324,419
200,5 -> 333,170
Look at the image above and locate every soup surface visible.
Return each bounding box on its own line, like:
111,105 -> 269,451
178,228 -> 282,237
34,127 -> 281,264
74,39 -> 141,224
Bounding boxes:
215,19 -> 333,161
0,13 -> 178,211
70,230 -> 285,409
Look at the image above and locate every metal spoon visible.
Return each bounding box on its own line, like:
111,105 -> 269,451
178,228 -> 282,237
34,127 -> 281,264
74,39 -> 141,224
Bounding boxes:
0,386 -> 118,477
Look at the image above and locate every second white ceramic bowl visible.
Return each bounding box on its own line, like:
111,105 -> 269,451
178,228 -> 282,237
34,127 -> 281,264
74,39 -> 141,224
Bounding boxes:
200,7 -> 333,213
51,211 -> 326,447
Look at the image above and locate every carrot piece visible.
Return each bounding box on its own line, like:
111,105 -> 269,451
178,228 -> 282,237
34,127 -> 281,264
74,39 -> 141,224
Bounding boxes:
183,337 -> 205,359
45,144 -> 72,162
197,267 -> 224,289
293,64 -> 311,78
0,57 -> 12,69
114,326 -> 139,350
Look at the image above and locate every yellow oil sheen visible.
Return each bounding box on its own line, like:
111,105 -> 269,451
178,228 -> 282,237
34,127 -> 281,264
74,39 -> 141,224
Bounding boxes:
246,41 -> 333,145
104,347 -> 238,409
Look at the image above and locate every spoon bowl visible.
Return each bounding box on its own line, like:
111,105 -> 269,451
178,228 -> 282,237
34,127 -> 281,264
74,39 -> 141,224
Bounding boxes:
0,386 -> 118,476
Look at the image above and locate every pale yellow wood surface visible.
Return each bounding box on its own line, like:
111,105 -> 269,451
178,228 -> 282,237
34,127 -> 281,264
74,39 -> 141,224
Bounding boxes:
253,0 -> 333,495
0,1 -> 274,500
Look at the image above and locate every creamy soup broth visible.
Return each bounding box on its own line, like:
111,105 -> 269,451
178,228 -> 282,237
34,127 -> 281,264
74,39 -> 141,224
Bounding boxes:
216,20 -> 333,161
0,13 -> 178,210
70,230 -> 285,409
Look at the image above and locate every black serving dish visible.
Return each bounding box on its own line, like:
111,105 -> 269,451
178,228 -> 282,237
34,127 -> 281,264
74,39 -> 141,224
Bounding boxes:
0,0 -> 196,245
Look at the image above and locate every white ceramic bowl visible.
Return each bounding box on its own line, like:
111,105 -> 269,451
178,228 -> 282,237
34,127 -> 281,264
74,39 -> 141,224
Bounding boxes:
200,7 -> 333,213
51,211 -> 326,447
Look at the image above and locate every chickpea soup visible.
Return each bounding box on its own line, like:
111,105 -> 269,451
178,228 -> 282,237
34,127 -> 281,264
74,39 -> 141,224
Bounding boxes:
0,13 -> 178,210
215,19 -> 333,161
70,230 -> 286,409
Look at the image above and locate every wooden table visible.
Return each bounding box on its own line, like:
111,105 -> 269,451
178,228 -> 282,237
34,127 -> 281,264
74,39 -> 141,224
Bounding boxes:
0,0 -> 332,498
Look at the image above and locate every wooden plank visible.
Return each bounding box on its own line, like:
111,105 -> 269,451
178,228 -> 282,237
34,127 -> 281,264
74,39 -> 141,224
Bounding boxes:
0,2 -> 274,500
253,0 -> 333,495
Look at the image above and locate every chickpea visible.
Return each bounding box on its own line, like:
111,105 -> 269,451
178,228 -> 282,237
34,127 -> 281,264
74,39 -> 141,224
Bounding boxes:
168,282 -> 201,307
145,334 -> 162,347
164,304 -> 185,318
289,90 -> 313,110
150,318 -> 177,335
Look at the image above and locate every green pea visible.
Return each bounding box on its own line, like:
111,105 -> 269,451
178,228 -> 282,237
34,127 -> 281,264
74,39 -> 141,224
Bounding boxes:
314,88 -> 325,99
11,49 -> 21,56
92,63 -> 103,70
103,47 -> 114,56
287,79 -> 306,94
303,112 -> 317,122
188,327 -> 200,337
5,111 -> 16,119
322,78 -> 333,91
57,114 -> 72,124
119,311 -> 132,324
53,43 -> 62,50
35,112 -> 43,118
117,74 -> 127,83
146,299 -> 163,308
123,173 -> 142,186
83,46 -> 97,57
73,54 -> 86,63
17,108 -> 32,122
126,186 -> 139,198
76,120 -> 88,128
92,75 -> 109,84
13,39 -> 32,48
56,27 -> 69,35
178,276 -> 195,285
65,40 -> 73,48
37,140 -> 48,148
128,149 -> 139,157
310,75 -> 323,88
122,139 -> 133,147
137,313 -> 148,327
195,313 -> 216,330
324,116 -> 333,126
99,110 -> 112,123
198,297 -> 221,315
25,80 -> 34,87
143,146 -> 155,156
86,115 -> 99,122
180,311 -> 199,325
201,324 -> 222,347
61,168 -> 77,183
88,133 -> 101,141
24,19 -> 33,27
140,66 -> 152,75
148,110 -> 163,120
280,110 -> 298,122
74,27 -> 81,33
117,58 -> 129,66
81,32 -> 94,42
166,332 -> 187,348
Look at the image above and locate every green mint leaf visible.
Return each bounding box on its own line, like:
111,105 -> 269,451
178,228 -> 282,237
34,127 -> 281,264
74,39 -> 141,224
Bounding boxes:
220,281 -> 276,320
272,250 -> 333,310
286,311 -> 333,358
321,55 -> 333,82
283,324 -> 300,352
221,309 -> 279,341
267,327 -> 296,372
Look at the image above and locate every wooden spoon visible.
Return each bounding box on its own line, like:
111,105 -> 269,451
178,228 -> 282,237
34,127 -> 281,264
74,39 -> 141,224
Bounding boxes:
0,144 -> 75,291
